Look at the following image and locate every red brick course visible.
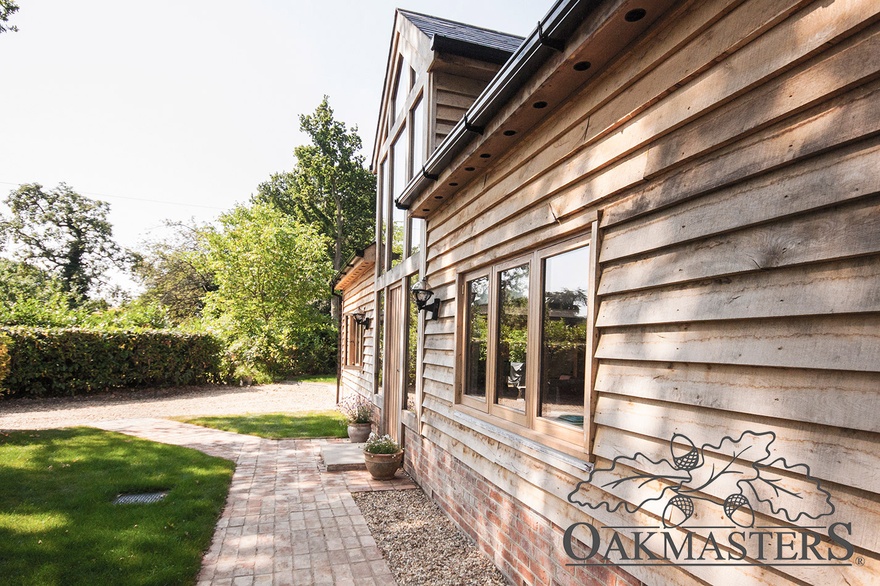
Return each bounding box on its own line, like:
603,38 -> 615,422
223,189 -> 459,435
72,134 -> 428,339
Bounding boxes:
403,432 -> 642,586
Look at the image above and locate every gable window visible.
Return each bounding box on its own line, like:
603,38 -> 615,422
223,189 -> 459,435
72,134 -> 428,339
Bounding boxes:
456,235 -> 592,448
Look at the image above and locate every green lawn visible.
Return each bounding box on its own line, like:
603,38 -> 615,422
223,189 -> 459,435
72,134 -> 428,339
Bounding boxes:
0,428 -> 233,586
178,410 -> 347,439
290,374 -> 337,384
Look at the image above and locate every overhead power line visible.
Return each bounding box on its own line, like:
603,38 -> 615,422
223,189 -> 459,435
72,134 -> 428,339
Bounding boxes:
0,181 -> 227,211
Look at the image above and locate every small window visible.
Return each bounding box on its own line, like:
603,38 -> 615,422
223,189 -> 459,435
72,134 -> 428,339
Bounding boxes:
345,315 -> 364,368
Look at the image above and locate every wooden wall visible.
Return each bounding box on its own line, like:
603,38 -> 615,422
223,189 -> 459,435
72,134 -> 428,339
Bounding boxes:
432,68 -> 496,148
339,264 -> 375,400
416,0 -> 880,584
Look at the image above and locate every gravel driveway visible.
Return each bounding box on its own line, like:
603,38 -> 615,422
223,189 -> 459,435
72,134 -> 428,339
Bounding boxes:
0,381 -> 338,430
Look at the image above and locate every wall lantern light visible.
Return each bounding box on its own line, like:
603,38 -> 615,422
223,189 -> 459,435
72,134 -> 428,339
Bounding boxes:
351,309 -> 371,329
411,277 -> 441,321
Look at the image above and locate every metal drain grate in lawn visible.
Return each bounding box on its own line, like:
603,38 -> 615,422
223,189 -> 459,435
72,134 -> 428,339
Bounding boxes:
113,491 -> 168,505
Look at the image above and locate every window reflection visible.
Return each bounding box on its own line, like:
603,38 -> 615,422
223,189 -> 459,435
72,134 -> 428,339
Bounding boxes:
495,264 -> 529,412
539,245 -> 590,427
405,275 -> 418,411
391,134 -> 406,268
464,276 -> 489,399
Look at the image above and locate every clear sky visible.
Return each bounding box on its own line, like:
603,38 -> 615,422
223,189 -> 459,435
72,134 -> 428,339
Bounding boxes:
0,0 -> 543,291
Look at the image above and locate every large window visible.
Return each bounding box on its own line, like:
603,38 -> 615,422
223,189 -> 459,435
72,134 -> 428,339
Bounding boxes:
457,236 -> 592,447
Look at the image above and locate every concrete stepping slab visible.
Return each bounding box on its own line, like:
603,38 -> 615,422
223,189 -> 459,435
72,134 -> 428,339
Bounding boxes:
322,442 -> 367,471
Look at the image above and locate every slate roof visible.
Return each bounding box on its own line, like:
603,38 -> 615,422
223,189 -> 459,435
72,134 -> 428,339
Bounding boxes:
399,9 -> 525,63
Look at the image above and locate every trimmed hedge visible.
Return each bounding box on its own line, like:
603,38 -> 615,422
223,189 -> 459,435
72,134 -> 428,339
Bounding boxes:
0,333 -> 10,394
0,327 -> 224,397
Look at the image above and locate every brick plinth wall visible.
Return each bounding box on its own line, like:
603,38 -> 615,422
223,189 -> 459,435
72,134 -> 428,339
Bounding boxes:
403,429 -> 643,586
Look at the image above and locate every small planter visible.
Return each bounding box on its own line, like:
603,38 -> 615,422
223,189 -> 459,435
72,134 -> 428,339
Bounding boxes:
363,449 -> 404,480
347,423 -> 372,443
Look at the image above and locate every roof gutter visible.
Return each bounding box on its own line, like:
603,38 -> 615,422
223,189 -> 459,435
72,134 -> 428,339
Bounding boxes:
396,0 -> 594,209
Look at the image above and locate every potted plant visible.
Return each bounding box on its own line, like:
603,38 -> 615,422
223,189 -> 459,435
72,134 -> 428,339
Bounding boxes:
337,394 -> 373,443
363,433 -> 404,480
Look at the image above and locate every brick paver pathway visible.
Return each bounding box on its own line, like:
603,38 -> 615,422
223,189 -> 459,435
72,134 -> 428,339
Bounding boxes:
96,418 -> 416,586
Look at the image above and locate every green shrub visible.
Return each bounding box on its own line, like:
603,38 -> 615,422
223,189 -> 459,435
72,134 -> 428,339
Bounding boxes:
0,327 -> 224,397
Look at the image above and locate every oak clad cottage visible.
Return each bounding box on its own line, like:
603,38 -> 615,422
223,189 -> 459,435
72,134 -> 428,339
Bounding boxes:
334,1 -> 880,584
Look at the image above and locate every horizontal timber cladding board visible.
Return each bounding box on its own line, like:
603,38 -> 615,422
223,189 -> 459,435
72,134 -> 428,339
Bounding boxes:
420,425 -> 788,586
544,40 -> 880,231
598,193 -> 880,295
591,426 -> 880,555
423,333 -> 454,351
594,360 -> 880,433
593,77 -> 880,231
600,137 -> 880,262
424,318 -> 455,336
428,0 -> 805,239
422,380 -> 454,405
433,72 -> 488,99
582,428 -> 880,564
422,349 -> 454,369
643,21 -> 880,179
426,212 -> 596,286
595,313 -> 880,372
593,394 -> 880,494
435,89 -> 482,110
422,363 -> 454,387
597,255 -> 880,327
430,0 -> 877,248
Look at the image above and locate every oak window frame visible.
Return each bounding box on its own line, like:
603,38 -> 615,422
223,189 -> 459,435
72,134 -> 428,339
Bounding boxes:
455,232 -> 596,450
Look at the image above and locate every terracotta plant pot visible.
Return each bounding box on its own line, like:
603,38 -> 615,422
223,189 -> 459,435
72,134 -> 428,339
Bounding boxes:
363,449 -> 404,480
347,423 -> 372,443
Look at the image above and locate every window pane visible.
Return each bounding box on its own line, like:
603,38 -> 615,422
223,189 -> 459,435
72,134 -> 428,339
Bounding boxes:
464,276 -> 489,400
496,264 -> 529,412
393,57 -> 407,120
376,290 -> 384,391
391,133 -> 406,268
379,162 -> 388,272
411,97 -> 425,171
540,245 -> 590,427
405,276 -> 418,411
410,218 -> 423,256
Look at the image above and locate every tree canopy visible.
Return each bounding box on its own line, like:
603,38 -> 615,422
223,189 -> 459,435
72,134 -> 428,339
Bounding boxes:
134,220 -> 215,325
0,0 -> 18,34
1,183 -> 127,302
255,96 -> 375,272
200,203 -> 334,379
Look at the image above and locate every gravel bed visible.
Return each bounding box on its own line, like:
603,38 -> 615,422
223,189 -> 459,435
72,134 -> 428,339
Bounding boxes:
353,488 -> 509,586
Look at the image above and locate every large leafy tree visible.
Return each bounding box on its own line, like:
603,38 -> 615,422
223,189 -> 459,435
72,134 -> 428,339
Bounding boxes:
201,203 -> 334,379
255,96 -> 376,273
134,220 -> 215,325
1,183 -> 127,302
0,259 -> 83,326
